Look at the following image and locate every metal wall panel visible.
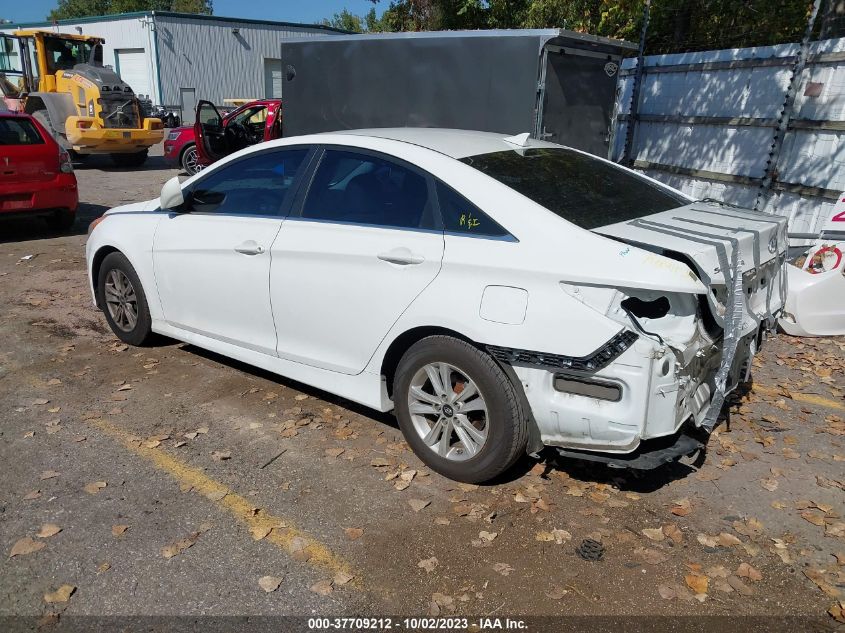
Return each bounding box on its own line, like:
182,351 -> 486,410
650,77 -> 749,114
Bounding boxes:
155,15 -> 331,108
611,37 -> 845,235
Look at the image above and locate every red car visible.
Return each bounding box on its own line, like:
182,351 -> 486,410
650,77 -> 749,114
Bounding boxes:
0,110 -> 78,229
163,99 -> 281,175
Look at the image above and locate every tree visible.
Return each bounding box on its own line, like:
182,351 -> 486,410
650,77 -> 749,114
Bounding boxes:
48,0 -> 212,21
322,8 -> 365,32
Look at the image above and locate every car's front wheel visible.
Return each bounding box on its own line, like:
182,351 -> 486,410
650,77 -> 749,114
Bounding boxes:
180,143 -> 203,175
96,252 -> 154,346
394,335 -> 528,483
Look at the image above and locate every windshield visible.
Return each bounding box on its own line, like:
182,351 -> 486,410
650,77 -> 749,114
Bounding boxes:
44,36 -> 94,73
460,148 -> 688,230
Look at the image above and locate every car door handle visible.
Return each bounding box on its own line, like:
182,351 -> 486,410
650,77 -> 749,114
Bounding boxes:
377,248 -> 425,265
234,241 -> 264,255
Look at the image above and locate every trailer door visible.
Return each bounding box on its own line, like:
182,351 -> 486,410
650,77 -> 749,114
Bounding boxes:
539,48 -> 621,157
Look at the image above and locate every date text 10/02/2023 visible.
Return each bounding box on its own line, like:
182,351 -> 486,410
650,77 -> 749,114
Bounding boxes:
307,617 -> 528,630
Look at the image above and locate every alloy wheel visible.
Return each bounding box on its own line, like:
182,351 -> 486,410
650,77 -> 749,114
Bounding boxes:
407,362 -> 489,461
183,146 -> 203,175
104,269 -> 138,332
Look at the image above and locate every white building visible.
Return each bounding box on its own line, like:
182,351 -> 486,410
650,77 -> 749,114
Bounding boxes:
3,11 -> 341,122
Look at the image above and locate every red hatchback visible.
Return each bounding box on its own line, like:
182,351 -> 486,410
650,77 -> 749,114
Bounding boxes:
0,111 -> 78,229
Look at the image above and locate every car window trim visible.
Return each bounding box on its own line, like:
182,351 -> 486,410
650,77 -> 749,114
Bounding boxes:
181,144 -> 318,219
288,145 -> 443,231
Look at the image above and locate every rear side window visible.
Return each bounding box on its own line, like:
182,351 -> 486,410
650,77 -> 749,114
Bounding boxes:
189,148 -> 308,216
0,118 -> 44,145
437,182 -> 511,239
301,149 -> 436,230
461,148 -> 687,230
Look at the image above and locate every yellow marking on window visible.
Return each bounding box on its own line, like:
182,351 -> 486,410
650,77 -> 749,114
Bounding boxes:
87,417 -> 355,580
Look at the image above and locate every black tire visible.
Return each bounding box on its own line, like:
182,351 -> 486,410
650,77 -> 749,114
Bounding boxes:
393,335 -> 528,483
180,143 -> 201,175
96,252 -> 154,346
31,109 -> 72,150
45,209 -> 76,230
110,150 -> 148,168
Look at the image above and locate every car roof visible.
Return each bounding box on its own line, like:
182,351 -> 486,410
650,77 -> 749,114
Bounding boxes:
330,128 -> 561,159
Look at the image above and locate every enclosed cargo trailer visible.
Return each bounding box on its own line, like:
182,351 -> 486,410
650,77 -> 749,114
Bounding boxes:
279,29 -> 636,157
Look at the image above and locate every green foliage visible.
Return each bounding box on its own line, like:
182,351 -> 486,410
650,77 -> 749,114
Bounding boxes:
322,8 -> 365,32
48,0 -> 212,21
328,0 -> 817,52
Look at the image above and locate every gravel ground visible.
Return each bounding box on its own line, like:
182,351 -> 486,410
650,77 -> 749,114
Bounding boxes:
1,146 -> 843,629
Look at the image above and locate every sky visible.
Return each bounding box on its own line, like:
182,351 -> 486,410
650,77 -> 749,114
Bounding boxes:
2,0 -> 381,25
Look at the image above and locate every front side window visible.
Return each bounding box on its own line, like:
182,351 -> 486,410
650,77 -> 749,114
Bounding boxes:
0,117 -> 44,145
188,148 -> 308,216
461,148 -> 688,230
301,149 -> 436,229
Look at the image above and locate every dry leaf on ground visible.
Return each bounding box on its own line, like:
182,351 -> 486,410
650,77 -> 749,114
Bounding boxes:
43,585 -> 75,604
40,470 -> 60,480
333,571 -> 354,586
546,586 -> 568,600
493,562 -> 514,576
344,527 -> 363,540
9,537 -> 46,557
642,527 -> 665,541
736,562 -> 763,581
112,525 -> 129,536
408,499 -> 430,513
161,531 -> 201,559
258,576 -> 282,593
83,481 -> 107,495
37,524 -> 61,538
418,557 -> 439,572
685,574 -> 709,595
310,579 -> 333,595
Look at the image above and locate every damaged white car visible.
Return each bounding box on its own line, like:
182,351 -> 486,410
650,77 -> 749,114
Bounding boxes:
86,129 -> 788,482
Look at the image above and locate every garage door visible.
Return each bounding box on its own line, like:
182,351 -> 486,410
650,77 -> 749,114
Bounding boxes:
115,49 -> 151,99
264,58 -> 282,99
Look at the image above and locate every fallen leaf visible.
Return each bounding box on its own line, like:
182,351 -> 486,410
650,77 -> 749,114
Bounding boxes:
760,478 -> 779,492
408,499 -> 431,513
685,574 -> 709,595
96,562 -> 111,573
40,470 -> 60,480
642,527 -> 665,542
258,576 -> 282,593
493,562 -> 514,576
669,498 -> 692,517
727,575 -> 754,596
830,601 -> 845,624
37,524 -> 61,538
478,530 -> 497,543
251,525 -> 272,541
325,447 -> 345,458
663,524 -> 683,544
9,537 -> 46,557
83,481 -> 107,495
43,584 -> 75,604
697,533 -> 718,548
736,562 -> 762,582
418,556 -> 439,572
717,532 -> 742,547
310,579 -> 333,595
344,527 -> 364,540
658,585 -> 677,600
545,586 -> 568,599
634,547 -> 668,565
23,490 -> 41,500
210,450 -> 231,461
801,510 -> 827,526
161,531 -> 201,559
333,570 -> 354,585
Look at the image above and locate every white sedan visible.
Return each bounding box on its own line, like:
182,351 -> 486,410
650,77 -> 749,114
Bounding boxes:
86,129 -> 788,482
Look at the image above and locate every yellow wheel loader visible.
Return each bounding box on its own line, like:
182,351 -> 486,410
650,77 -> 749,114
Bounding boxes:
0,30 -> 163,166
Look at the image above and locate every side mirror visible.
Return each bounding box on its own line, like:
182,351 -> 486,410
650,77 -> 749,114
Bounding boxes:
159,176 -> 185,211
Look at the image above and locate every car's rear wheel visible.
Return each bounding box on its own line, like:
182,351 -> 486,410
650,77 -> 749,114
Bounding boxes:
394,335 -> 528,483
180,144 -> 203,175
45,209 -> 76,230
96,252 -> 153,346
110,150 -> 148,168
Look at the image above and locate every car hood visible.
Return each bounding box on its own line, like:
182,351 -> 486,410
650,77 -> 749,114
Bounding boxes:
593,201 -> 788,287
105,199 -> 160,215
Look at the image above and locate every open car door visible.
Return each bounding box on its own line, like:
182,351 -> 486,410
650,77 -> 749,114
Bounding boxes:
193,100 -> 228,165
